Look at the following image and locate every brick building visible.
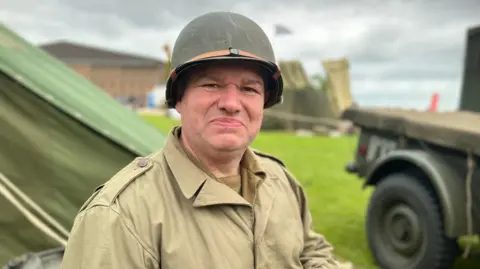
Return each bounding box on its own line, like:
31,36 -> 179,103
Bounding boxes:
40,41 -> 166,107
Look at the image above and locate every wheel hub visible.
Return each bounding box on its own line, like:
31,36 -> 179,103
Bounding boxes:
384,204 -> 423,256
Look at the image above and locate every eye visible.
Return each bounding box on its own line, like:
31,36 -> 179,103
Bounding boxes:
242,87 -> 260,95
202,83 -> 221,89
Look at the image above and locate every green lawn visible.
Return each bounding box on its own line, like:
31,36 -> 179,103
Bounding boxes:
141,114 -> 479,269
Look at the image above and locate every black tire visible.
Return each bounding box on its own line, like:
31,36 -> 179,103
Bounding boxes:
366,173 -> 459,269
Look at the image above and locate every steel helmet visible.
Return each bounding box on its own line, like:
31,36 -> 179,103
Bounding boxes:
165,11 -> 283,109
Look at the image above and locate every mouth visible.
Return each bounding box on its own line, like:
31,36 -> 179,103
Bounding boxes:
210,117 -> 244,127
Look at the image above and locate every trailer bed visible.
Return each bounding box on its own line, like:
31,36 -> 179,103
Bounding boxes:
341,107 -> 480,155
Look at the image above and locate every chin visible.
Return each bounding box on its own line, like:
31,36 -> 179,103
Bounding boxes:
208,134 -> 247,151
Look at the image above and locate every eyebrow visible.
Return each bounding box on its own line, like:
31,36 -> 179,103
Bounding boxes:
191,74 -> 263,86
242,79 -> 263,86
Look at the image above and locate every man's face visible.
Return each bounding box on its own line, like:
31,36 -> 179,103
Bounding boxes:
175,61 -> 266,153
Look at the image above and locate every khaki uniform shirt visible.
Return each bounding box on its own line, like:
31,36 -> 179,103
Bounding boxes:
61,127 -> 341,269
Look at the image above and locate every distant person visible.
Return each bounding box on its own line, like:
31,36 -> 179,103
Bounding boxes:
61,11 -> 343,269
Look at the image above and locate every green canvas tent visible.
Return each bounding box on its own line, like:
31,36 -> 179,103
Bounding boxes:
0,22 -> 166,266
261,60 -> 336,131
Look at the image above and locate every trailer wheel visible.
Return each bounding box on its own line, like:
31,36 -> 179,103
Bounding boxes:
366,173 -> 459,269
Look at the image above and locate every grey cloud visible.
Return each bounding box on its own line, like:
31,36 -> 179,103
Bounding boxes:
333,20 -> 473,82
1,0 -> 125,40
272,1 -> 476,83
58,0 -> 179,29
58,0 -> 256,29
2,0 -> 479,110
281,31 -> 465,82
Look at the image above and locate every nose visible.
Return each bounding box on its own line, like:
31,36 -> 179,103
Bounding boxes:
217,84 -> 242,113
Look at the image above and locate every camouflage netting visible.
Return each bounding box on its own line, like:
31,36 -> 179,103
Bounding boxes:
261,60 -> 335,130
341,106 -> 480,155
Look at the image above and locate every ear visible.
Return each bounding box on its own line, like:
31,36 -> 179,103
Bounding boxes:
175,100 -> 182,113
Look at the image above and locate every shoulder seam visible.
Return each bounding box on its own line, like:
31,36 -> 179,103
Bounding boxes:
81,158 -> 156,210
83,205 -> 161,264
109,205 -> 160,264
108,158 -> 154,206
252,149 -> 285,167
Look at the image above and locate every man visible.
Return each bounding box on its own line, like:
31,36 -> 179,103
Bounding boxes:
61,11 -> 345,269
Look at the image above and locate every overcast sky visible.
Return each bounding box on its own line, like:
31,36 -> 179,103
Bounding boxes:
1,0 -> 479,111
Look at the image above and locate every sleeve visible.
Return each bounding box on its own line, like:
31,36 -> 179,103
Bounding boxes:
283,168 -> 342,269
60,205 -> 160,269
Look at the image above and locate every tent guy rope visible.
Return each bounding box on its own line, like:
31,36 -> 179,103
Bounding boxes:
0,172 -> 69,247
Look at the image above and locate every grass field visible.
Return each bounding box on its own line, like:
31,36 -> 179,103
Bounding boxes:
142,114 -> 478,269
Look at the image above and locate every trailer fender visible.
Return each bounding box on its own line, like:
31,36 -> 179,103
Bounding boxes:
365,149 -> 466,237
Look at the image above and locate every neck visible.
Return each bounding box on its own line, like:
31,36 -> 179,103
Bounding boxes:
180,134 -> 244,178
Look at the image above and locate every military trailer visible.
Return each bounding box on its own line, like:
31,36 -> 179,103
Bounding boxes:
342,24 -> 480,269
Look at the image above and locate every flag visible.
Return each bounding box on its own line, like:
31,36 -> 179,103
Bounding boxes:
274,24 -> 293,36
